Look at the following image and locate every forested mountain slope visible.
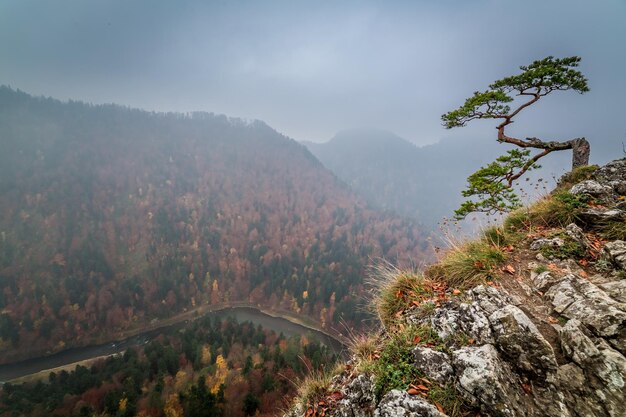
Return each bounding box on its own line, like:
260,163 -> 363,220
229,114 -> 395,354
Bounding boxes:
0,87 -> 431,363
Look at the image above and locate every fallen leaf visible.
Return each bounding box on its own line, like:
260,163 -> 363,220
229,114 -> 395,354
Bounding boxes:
521,383 -> 532,394
329,391 -> 343,400
407,388 -> 419,395
416,384 -> 429,391
452,288 -> 461,295
468,338 -> 476,345
395,290 -> 404,299
473,260 -> 484,269
435,402 -> 445,413
548,317 -> 559,324
412,335 -> 422,345
395,310 -> 404,318
411,300 -> 421,307
502,264 -> 516,274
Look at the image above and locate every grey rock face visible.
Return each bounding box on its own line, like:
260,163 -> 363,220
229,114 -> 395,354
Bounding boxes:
604,240 -> 626,270
530,237 -> 564,251
531,270 -> 561,292
565,223 -> 592,250
559,320 -> 626,417
468,285 -> 511,315
570,179 -> 613,197
544,274 -> 626,337
580,208 -> 625,223
489,305 -> 558,379
374,390 -> 447,417
412,347 -> 454,385
452,345 -> 534,416
600,280 -> 626,303
331,374 -> 376,417
594,159 -> 626,196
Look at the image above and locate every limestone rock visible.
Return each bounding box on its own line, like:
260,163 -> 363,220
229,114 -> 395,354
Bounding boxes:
570,179 -> 612,197
604,240 -> 626,270
468,285 -> 511,315
331,374 -> 376,417
530,237 -> 564,251
559,320 -> 626,416
531,270 -> 561,292
600,280 -> 626,303
452,345 -> 534,416
544,274 -> 626,337
580,208 -> 625,223
489,305 -> 558,379
594,159 -> 626,196
412,347 -> 454,385
374,390 -> 447,417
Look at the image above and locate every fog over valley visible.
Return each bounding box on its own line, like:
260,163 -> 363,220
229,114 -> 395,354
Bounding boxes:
1,2 -> 625,417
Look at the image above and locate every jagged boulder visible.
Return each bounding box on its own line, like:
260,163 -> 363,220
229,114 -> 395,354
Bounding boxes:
452,344 -> 535,416
559,320 -> 626,416
569,179 -> 612,197
374,390 -> 447,417
331,374 -> 376,417
530,270 -> 561,292
593,159 -> 626,196
604,240 -> 626,270
544,274 -> 626,337
488,305 -> 558,379
412,347 -> 454,385
530,237 -> 564,251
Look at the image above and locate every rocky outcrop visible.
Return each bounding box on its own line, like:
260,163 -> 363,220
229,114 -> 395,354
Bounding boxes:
286,159 -> 626,417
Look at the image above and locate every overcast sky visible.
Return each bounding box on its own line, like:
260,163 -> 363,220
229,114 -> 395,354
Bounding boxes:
1,0 -> 625,147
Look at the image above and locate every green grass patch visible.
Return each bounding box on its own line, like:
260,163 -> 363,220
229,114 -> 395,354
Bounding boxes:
369,264 -> 438,327
372,325 -> 440,399
539,236 -> 586,260
427,384 -> 468,417
428,241 -> 506,288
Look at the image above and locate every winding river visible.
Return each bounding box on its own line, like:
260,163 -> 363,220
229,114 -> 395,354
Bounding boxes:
0,307 -> 345,382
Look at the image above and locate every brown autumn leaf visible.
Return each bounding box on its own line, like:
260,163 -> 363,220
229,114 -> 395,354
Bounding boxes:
411,300 -> 421,307
416,384 -> 429,391
395,290 -> 404,299
407,388 -> 419,395
435,402 -> 445,413
521,383 -> 532,394
329,391 -> 343,400
395,310 -> 404,318
503,244 -> 514,252
473,260 -> 484,269
412,335 -> 422,345
452,288 -> 461,295
502,264 -> 515,274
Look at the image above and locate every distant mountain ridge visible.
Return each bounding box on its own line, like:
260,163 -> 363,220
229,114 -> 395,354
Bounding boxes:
0,87 -> 431,363
304,128 -> 622,230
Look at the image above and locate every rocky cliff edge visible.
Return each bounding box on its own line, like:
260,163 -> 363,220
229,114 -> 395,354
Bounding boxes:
285,158 -> 626,417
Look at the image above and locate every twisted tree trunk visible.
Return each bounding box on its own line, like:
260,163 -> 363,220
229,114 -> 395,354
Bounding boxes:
569,138 -> 590,168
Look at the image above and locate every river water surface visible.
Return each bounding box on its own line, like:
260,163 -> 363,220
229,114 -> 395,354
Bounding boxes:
0,307 -> 344,382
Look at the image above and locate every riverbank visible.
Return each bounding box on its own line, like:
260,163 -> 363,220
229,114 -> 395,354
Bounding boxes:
1,305 -> 347,383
